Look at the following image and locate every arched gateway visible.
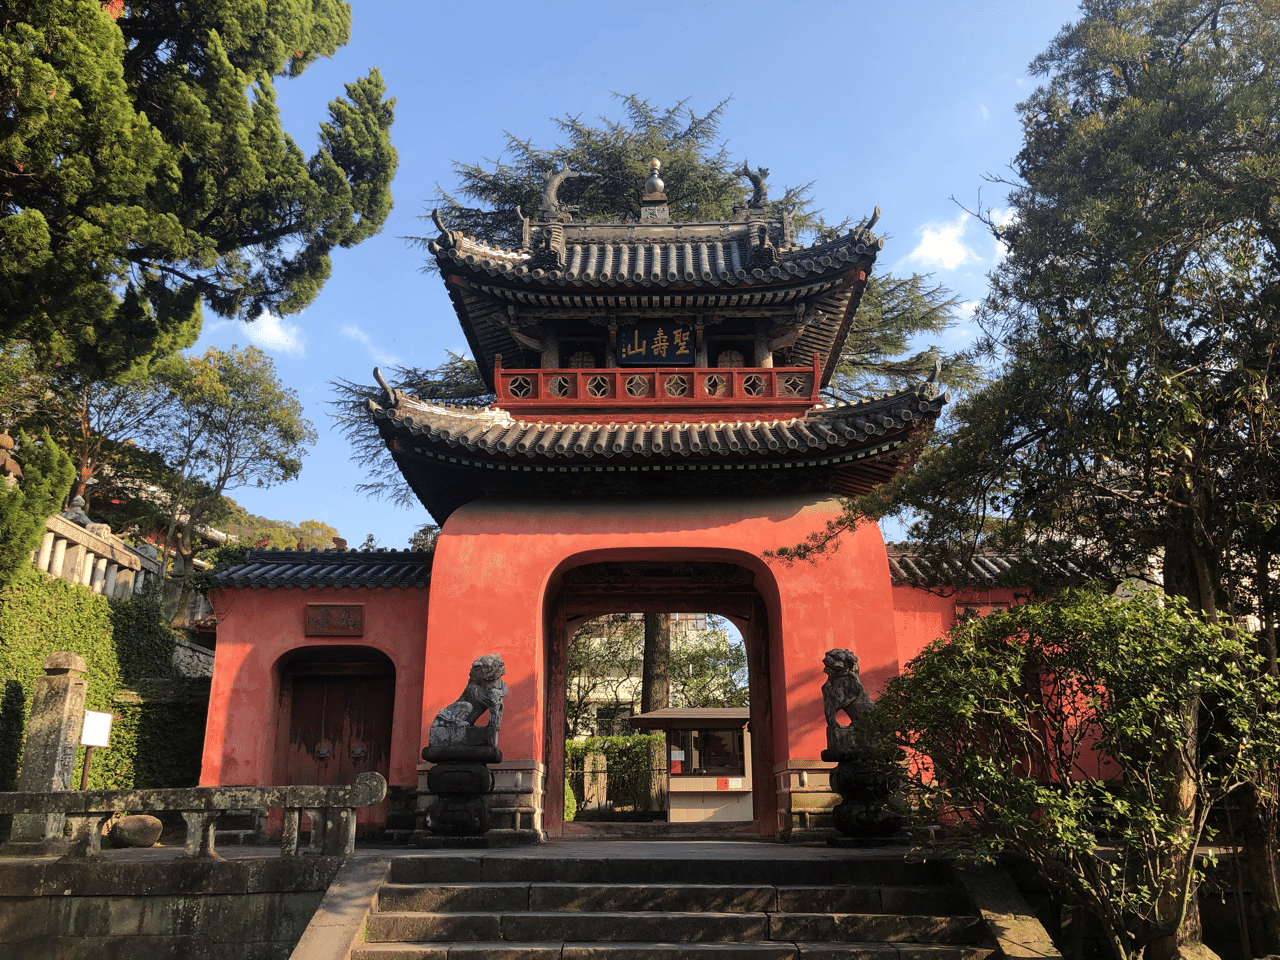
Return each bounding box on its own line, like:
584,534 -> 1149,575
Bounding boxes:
203,164 -> 997,840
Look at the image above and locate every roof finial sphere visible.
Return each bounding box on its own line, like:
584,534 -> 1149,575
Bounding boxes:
645,157 -> 664,194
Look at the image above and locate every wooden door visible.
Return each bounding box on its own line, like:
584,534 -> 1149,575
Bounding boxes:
281,666 -> 394,830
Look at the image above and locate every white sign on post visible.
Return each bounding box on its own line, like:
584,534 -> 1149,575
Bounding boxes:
81,710 -> 113,748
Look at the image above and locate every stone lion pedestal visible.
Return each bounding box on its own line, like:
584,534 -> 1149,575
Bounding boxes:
414,654 -> 536,847
820,648 -> 904,846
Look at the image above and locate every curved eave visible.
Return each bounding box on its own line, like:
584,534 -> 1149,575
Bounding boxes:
369,386 -> 945,524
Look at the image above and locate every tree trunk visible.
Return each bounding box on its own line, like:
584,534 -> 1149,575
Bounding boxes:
641,613 -> 670,713
1143,686 -> 1201,960
1147,528 -> 1208,960
1241,547 -> 1280,956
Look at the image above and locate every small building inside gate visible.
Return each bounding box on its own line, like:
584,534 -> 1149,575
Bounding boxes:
203,162 -> 1020,839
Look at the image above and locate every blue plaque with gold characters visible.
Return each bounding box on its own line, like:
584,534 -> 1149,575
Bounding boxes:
617,323 -> 695,365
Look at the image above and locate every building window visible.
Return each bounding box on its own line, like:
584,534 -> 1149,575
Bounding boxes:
595,705 -> 633,737
667,728 -> 745,776
567,350 -> 597,369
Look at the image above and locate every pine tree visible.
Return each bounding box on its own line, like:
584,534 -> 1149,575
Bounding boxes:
1,0 -> 397,379
0,432 -> 74,590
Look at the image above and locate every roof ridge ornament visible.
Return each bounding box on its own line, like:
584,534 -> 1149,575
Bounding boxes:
430,208 -> 466,251
541,163 -> 589,221
640,158 -> 669,222
736,161 -> 770,209
373,367 -> 400,406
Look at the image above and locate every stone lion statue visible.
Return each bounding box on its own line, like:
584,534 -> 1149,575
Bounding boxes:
429,654 -> 508,748
822,648 -> 875,753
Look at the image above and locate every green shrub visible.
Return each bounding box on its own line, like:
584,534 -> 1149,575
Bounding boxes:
566,733 -> 665,812
563,775 -> 577,821
878,588 -> 1280,960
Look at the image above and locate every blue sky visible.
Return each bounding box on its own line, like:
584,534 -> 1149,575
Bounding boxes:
190,0 -> 1082,548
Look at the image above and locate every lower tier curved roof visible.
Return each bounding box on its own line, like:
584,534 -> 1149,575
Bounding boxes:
369,381 -> 947,525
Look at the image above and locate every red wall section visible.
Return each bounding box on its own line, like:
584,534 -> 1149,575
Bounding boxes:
891,583 -> 1022,668
422,495 -> 898,777
201,585 -> 428,788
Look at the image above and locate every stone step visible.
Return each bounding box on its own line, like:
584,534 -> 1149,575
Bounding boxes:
375,882 -> 972,916
365,910 -> 773,943
776,886 -> 972,917
364,910 -> 983,946
386,855 -> 955,888
351,941 -> 995,960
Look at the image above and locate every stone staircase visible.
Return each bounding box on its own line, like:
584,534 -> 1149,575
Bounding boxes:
350,847 -> 996,960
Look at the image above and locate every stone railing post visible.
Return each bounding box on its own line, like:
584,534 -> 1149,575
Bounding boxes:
9,653 -> 88,843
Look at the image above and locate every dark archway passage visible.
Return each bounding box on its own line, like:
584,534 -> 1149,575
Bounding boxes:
543,561 -> 776,838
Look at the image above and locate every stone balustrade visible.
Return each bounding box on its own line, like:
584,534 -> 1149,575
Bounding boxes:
0,772 -> 387,859
30,513 -> 162,599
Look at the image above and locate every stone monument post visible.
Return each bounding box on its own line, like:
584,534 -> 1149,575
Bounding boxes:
10,652 -> 89,843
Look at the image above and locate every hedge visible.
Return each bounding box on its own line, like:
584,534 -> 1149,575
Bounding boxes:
565,733 -> 665,814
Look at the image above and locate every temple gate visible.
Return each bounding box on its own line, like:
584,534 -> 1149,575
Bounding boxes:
205,160 -> 963,840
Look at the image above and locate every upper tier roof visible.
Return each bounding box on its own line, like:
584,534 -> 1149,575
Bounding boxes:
428,193 -> 883,390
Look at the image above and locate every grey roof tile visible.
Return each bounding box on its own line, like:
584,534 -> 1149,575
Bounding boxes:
210,549 -> 432,590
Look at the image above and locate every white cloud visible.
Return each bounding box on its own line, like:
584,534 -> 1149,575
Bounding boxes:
904,213 -> 983,271
960,300 -> 981,318
341,323 -> 401,367
244,310 -> 305,357
979,104 -> 990,121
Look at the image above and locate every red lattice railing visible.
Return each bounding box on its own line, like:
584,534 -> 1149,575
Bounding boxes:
494,354 -> 822,418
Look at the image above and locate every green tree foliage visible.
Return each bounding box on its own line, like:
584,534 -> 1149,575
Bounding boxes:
826,6 -> 1280,950
149,345 -> 316,622
0,431 -> 74,589
566,614 -> 644,738
1,0 -> 397,379
566,614 -> 748,736
420,95 -> 773,246
329,352 -> 492,507
878,589 -> 1280,960
218,500 -> 343,550
874,0 -> 1280,620
668,617 -> 748,709
334,97 -> 974,505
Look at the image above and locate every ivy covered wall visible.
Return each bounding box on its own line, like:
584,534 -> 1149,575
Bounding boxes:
0,568 -> 208,794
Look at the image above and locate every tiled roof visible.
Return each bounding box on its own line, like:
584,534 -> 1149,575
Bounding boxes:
886,546 -> 1083,588
371,384 -> 943,465
371,382 -> 944,524
433,223 -> 879,288
629,707 -> 751,729
210,549 -> 432,590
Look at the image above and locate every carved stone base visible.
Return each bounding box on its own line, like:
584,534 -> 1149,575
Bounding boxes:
420,746 -> 501,839
821,744 -> 904,843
